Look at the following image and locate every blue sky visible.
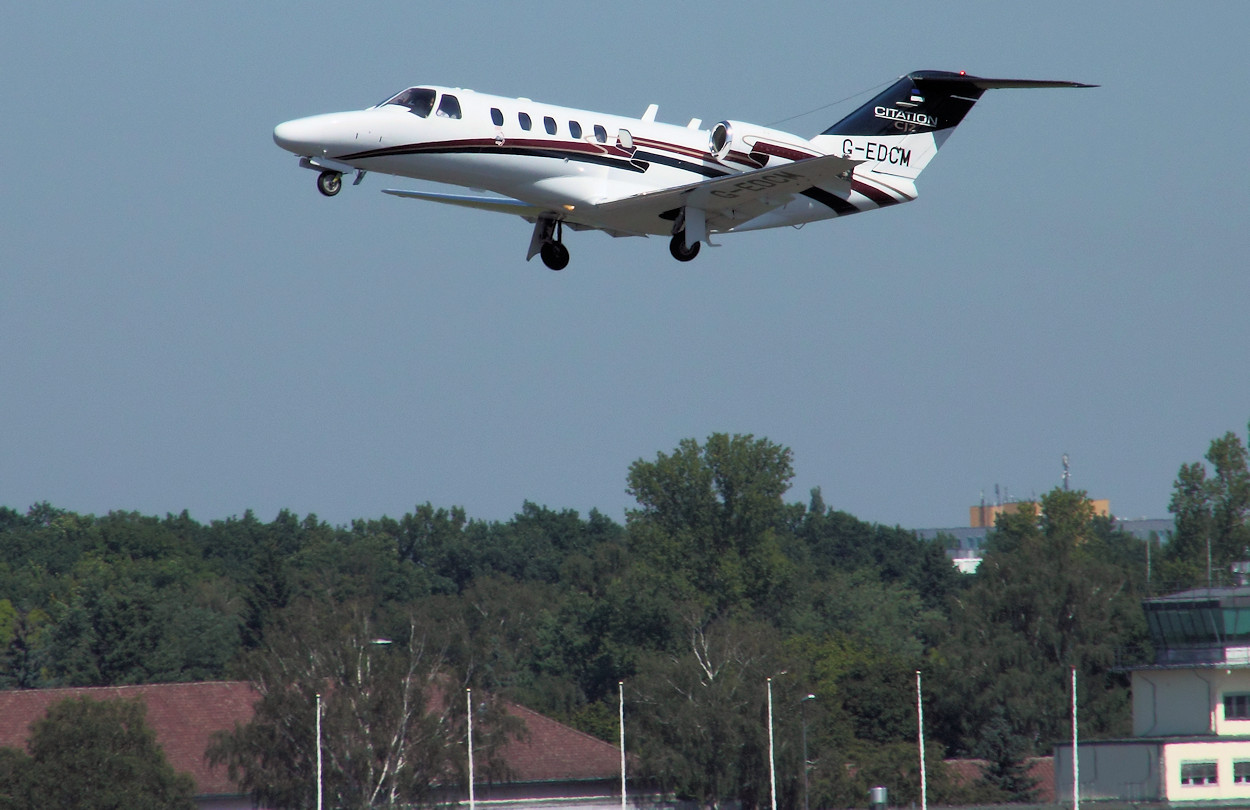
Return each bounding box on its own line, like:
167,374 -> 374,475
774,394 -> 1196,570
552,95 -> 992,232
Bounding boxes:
3,2 -> 1248,530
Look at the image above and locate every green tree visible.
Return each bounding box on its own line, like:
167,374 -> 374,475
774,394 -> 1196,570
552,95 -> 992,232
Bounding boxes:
0,747 -> 31,810
626,433 -> 796,617
1165,423 -> 1250,587
932,489 -> 1143,757
971,704 -> 1038,801
44,556 -> 239,686
0,696 -> 195,810
631,614 -> 779,810
797,495 -> 961,614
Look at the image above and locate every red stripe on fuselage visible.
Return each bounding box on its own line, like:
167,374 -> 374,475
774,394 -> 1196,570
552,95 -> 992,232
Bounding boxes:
851,178 -> 907,207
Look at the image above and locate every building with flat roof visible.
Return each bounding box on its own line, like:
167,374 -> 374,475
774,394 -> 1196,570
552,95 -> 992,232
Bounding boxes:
915,493 -> 1172,575
1055,577 -> 1250,803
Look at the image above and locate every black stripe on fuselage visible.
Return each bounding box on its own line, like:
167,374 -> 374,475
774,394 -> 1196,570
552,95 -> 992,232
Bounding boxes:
633,150 -> 727,179
337,138 -> 731,180
337,141 -> 651,173
801,186 -> 860,216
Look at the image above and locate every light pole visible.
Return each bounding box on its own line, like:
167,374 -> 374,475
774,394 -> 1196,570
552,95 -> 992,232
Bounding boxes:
467,688 -> 476,810
315,692 -> 323,810
767,678 -> 777,810
801,694 -> 816,810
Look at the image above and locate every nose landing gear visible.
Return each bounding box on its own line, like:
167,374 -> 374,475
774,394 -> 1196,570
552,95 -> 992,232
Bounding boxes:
316,170 -> 343,197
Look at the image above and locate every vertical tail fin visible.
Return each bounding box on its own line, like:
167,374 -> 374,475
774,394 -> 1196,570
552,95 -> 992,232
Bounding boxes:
810,71 -> 1093,183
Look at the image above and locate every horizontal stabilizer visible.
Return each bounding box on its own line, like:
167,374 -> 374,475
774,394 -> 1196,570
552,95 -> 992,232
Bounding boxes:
934,75 -> 1097,91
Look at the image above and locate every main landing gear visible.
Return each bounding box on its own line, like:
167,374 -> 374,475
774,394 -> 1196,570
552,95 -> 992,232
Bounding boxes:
540,239 -> 570,271
316,170 -> 342,197
669,231 -> 701,262
525,213 -> 704,270
528,216 -> 570,270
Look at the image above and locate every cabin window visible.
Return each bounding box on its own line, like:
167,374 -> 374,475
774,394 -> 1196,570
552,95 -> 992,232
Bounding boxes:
544,116 -> 557,135
518,112 -> 532,131
490,107 -> 504,126
436,94 -> 462,119
1236,762 -> 1250,784
594,124 -> 607,143
569,121 -> 582,139
381,87 -> 436,117
1226,693 -> 1250,719
1181,761 -> 1218,786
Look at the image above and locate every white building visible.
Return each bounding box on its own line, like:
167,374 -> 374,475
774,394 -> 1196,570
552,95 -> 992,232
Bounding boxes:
1055,582 -> 1250,803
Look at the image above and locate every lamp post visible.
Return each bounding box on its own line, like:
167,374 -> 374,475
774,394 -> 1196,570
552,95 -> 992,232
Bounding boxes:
801,694 -> 815,810
467,688 -> 476,810
767,678 -> 777,810
315,692 -> 323,810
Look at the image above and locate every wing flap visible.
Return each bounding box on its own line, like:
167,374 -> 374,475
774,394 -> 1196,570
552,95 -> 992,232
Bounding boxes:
381,188 -> 551,218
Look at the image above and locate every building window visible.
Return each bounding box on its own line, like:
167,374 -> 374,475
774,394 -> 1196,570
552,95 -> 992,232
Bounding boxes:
1226,693 -> 1250,719
1235,761 -> 1250,784
1181,761 -> 1218,786
490,108 -> 504,126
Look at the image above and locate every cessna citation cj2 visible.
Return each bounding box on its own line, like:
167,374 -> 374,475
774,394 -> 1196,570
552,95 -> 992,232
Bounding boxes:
273,71 -> 1092,270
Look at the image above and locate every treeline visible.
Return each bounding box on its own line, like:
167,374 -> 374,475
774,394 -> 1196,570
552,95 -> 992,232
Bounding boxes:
3,427 -> 1248,808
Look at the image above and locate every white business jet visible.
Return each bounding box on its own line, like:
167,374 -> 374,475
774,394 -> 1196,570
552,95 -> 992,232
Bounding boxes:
273,71 -> 1091,270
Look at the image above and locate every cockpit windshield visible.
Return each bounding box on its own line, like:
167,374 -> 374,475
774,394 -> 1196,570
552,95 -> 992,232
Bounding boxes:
379,87 -> 437,117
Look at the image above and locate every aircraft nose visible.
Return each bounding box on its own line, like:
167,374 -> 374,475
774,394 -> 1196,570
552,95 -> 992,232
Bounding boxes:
273,117 -> 318,155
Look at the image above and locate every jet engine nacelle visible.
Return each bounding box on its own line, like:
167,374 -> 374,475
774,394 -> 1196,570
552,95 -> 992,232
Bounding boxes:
709,120 -> 819,166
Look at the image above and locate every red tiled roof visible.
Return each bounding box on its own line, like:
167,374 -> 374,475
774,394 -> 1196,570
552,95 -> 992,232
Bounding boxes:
500,702 -> 621,782
942,756 -> 1055,803
1029,756 -> 1055,802
0,682 -> 623,796
0,682 -> 255,796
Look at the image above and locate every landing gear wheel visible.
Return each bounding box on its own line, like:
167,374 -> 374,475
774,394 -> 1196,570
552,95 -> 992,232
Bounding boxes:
540,240 -> 570,271
316,170 -> 343,197
669,232 -> 701,262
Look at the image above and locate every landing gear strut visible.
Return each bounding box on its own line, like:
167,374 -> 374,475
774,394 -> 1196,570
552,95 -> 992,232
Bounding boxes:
316,170 -> 343,197
669,231 -> 701,262
529,217 -> 570,270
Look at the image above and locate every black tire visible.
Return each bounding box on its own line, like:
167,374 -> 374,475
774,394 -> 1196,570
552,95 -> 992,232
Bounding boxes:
317,171 -> 343,197
669,232 -> 701,262
540,241 -> 570,271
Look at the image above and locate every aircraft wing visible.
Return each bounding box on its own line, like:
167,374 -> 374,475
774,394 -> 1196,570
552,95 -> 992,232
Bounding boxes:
381,189 -> 552,218
382,153 -> 861,237
591,153 -> 863,231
